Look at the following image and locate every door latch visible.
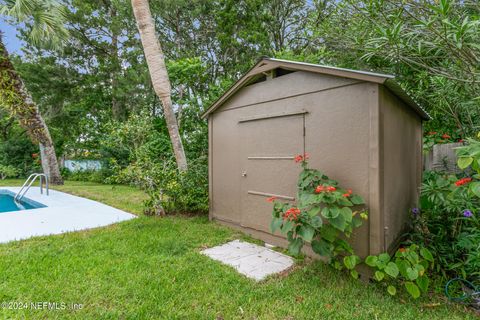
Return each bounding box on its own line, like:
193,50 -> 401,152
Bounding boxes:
242,171 -> 247,177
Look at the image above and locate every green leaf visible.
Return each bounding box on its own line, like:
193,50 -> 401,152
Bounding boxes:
414,263 -> 425,276
469,182 -> 480,197
387,285 -> 397,296
350,194 -> 364,205
343,255 -> 360,270
375,253 -> 390,269
458,157 -> 473,169
365,255 -> 378,267
321,225 -> 338,242
310,215 -> 323,228
329,207 -> 341,219
340,207 -> 353,223
419,247 -> 434,262
270,217 -> 283,233
297,225 -> 315,242
385,262 -> 399,278
416,276 -> 430,293
281,219 -> 295,234
311,239 -> 332,257
321,207 -> 330,219
288,238 -> 304,256
406,267 -> 419,281
307,206 -> 321,217
328,212 -> 346,231
374,271 -> 384,281
404,281 -> 421,299
350,270 -> 359,279
397,260 -> 409,278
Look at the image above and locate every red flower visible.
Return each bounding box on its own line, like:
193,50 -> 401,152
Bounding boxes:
315,185 -> 324,193
327,186 -> 336,192
455,177 -> 472,187
398,248 -> 406,253
283,207 -> 301,221
458,139 -> 464,143
32,153 -> 39,158
428,131 -> 437,135
294,153 -> 309,163
441,133 -> 451,139
342,189 -> 353,197
266,196 -> 276,202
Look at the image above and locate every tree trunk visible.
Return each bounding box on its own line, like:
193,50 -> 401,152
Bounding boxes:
0,35 -> 63,185
131,0 -> 188,172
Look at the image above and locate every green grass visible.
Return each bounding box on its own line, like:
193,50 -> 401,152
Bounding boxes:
0,179 -> 476,319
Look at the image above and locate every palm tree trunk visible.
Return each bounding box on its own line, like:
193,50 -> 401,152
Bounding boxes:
131,0 -> 188,172
0,35 -> 63,185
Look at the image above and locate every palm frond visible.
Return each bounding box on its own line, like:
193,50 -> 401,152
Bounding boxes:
0,0 -> 69,50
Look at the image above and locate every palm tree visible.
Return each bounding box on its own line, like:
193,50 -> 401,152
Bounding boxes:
0,0 -> 69,184
131,0 -> 188,172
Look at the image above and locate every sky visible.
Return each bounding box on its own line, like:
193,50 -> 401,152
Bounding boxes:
0,18 -> 24,54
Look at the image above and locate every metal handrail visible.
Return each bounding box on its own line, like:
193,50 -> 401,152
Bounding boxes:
14,173 -> 49,201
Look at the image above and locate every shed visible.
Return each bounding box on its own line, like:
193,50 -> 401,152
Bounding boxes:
202,58 -> 429,257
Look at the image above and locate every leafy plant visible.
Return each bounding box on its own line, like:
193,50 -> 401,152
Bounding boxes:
456,135 -> 480,198
415,170 -> 480,280
365,244 -> 434,299
270,155 -> 368,276
0,164 -> 18,179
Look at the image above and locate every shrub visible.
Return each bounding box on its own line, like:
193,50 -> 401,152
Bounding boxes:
270,155 -> 435,299
416,171 -> 480,280
366,244 -> 434,299
114,157 -> 208,215
270,154 -> 368,276
0,164 -> 18,179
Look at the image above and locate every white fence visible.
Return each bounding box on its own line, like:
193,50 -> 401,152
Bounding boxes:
63,160 -> 102,172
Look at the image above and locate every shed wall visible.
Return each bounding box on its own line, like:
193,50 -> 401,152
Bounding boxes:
380,86 -> 422,252
210,71 -> 378,257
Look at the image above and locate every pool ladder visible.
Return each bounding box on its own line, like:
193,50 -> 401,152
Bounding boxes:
14,173 -> 49,201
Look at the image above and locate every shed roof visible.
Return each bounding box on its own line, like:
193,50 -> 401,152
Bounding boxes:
201,57 -> 430,120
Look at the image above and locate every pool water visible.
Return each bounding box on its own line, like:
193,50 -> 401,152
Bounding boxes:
0,191 -> 45,213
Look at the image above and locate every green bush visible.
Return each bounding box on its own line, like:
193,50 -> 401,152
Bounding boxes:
415,171 -> 480,280
113,157 -> 208,215
0,164 -> 19,179
62,168 -> 112,184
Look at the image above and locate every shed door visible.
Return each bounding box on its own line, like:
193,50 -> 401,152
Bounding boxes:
239,112 -> 305,233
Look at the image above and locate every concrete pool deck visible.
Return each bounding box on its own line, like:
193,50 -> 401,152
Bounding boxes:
0,187 -> 136,244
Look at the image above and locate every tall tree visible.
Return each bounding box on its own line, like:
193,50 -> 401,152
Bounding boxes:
131,0 -> 187,171
0,0 -> 68,184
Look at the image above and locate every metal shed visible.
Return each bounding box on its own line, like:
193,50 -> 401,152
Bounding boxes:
202,58 -> 429,257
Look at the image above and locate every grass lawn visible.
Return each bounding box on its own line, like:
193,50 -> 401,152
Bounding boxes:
0,179 -> 476,319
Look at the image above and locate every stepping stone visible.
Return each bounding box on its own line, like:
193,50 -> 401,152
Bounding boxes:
201,240 -> 294,281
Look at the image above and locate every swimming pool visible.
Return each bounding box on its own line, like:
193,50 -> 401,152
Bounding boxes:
0,190 -> 46,213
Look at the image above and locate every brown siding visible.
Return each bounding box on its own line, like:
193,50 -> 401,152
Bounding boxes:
211,71 -> 377,257
209,69 -> 423,260
380,86 -> 422,252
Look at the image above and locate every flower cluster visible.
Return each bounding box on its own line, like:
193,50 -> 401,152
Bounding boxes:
283,207 -> 301,221
294,153 -> 309,163
342,189 -> 353,197
315,185 -> 336,193
455,177 -> 472,187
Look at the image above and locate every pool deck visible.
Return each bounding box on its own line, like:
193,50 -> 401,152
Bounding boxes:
0,187 -> 136,244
